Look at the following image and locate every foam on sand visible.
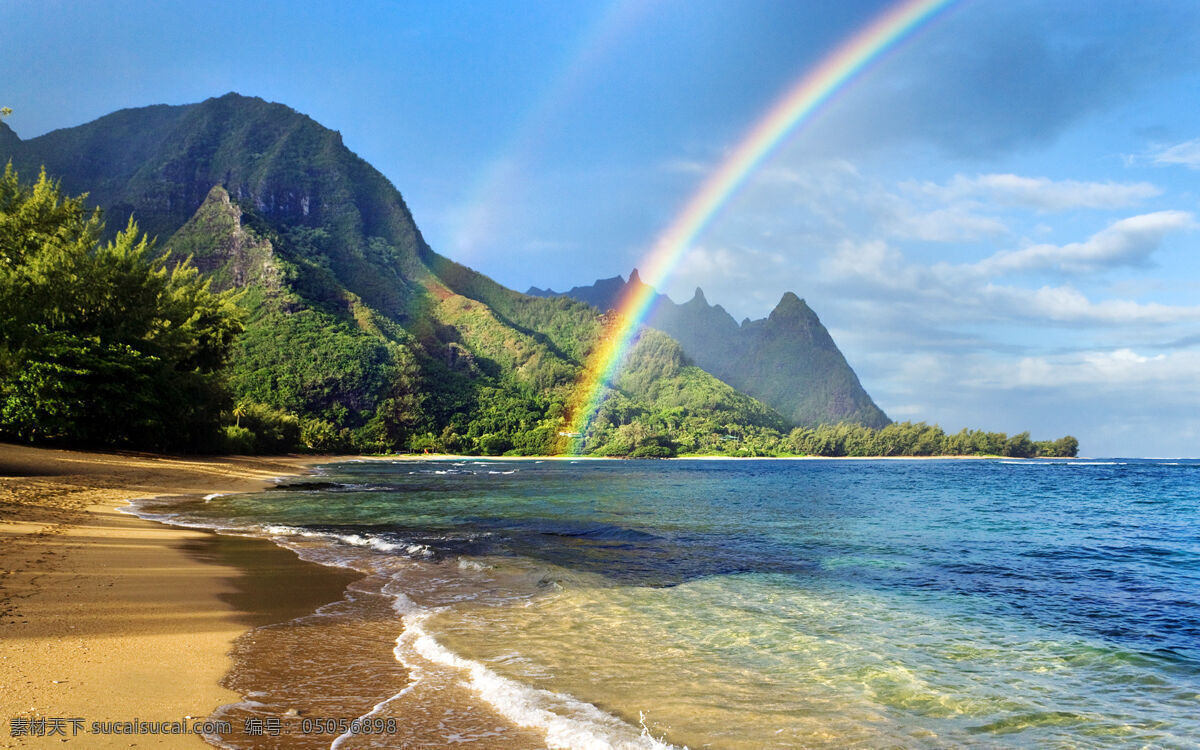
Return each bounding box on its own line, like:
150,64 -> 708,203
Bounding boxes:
388,589 -> 679,750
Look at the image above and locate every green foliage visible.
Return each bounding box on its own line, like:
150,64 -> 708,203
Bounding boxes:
231,308 -> 394,419
784,422 -> 1078,458
629,434 -> 677,458
1003,431 -> 1036,458
299,417 -> 349,452
1035,435 -> 1080,458
229,402 -> 300,453
222,425 -> 256,453
0,99 -> 1080,459
0,165 -> 242,451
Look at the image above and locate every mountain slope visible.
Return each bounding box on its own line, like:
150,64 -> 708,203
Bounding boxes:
528,271 -> 891,429
1,94 -> 787,455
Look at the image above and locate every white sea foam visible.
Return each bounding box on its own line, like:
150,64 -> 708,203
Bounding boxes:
257,524 -> 433,558
329,682 -> 417,750
128,494 -> 674,748
386,590 -> 678,750
205,699 -> 274,750
120,498 -> 245,534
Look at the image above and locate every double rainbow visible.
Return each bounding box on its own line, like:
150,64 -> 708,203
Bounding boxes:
561,0 -> 954,449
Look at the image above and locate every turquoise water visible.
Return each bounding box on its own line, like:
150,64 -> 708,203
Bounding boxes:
134,458 -> 1200,748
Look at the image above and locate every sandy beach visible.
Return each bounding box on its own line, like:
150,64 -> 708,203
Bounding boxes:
0,446 -> 1028,748
0,443 -> 351,748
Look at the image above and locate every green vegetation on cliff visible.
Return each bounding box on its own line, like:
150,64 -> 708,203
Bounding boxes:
0,96 -> 1079,458
529,273 -> 891,429
1,95 -> 790,455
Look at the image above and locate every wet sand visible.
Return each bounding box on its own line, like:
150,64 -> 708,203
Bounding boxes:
0,444 -> 355,748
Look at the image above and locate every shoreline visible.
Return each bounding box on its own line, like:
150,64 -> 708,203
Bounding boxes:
0,445 -> 1107,748
364,452 -> 1044,460
0,444 -> 352,748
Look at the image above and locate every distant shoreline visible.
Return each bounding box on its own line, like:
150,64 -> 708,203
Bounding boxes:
361,452 -> 1043,461
0,443 -> 1156,748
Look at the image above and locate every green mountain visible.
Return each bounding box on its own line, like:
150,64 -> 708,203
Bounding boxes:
0,94 -> 787,455
528,271 -> 891,429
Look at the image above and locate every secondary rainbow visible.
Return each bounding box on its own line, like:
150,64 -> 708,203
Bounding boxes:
562,0 -> 955,447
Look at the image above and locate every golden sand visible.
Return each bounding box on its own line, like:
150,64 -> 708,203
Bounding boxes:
0,444 -> 339,748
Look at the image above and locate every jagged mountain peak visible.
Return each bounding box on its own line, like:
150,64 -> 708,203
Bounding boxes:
0,95 -> 795,456
0,94 -> 406,249
530,272 -> 890,429
0,94 -> 434,314
777,290 -> 804,308
165,184 -> 281,292
768,292 -> 818,324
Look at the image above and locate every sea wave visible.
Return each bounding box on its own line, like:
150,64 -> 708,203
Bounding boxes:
258,524 -> 434,558
125,494 -> 676,749
387,589 -> 678,750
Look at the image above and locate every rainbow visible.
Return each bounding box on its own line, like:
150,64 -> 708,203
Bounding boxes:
561,0 -> 954,449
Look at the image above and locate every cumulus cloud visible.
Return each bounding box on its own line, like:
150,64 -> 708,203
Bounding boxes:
820,232 -> 1200,326
878,347 -> 1185,392
969,210 -> 1195,275
894,206 -> 1011,242
979,283 -> 1200,325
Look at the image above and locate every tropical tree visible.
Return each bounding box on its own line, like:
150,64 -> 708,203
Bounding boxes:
0,165 -> 243,450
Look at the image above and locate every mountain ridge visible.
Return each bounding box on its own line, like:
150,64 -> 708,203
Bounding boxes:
0,94 -> 792,455
527,272 -> 891,429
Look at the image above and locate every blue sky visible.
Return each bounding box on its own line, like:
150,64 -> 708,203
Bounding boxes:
4,0 -> 1200,456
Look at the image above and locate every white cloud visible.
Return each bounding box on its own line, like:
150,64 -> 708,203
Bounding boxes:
969,210 -> 1195,275
999,348 -> 1200,389
692,146 -> 1200,455
906,347 -> 1172,391
822,239 -> 911,287
986,284 -> 1200,324
1148,138 -> 1200,169
910,173 -> 1162,212
744,161 -> 1010,244
820,234 -> 1200,326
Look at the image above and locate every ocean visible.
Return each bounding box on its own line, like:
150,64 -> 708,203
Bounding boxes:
130,458 -> 1200,749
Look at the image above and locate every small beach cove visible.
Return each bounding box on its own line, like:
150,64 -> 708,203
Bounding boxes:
0,445 -> 546,749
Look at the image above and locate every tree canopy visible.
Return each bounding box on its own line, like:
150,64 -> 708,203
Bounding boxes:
0,164 -> 242,450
